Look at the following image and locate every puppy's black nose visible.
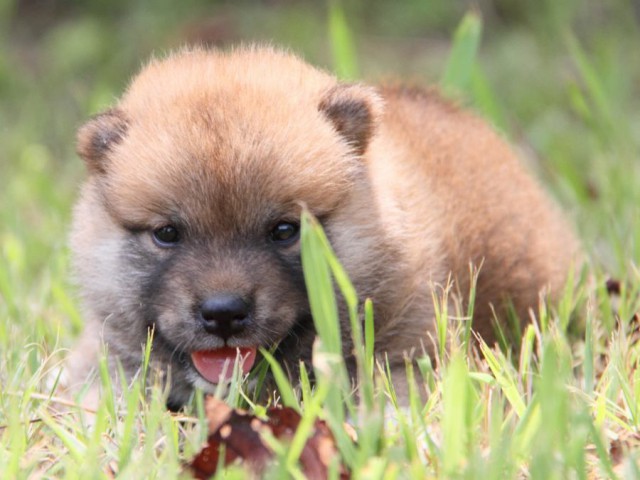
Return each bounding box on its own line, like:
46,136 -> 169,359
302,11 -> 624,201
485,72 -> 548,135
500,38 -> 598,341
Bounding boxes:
200,294 -> 250,339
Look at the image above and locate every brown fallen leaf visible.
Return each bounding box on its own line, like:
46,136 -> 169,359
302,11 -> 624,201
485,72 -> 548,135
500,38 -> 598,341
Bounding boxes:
187,396 -> 349,479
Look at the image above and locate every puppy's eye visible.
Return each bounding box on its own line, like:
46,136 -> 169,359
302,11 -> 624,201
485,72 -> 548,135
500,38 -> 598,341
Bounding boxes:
152,225 -> 180,247
270,222 -> 300,246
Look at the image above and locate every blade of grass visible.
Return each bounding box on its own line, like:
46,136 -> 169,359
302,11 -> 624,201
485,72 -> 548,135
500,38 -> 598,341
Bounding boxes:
565,33 -> 616,144
519,324 -> 537,393
302,208 -> 376,414
285,375 -> 330,471
360,297 -> 375,409
259,348 -> 299,410
583,309 -> 595,395
586,416 -> 619,480
300,210 -> 342,357
480,339 -> 526,418
40,410 -> 88,462
327,0 -> 359,80
463,263 -> 480,351
441,353 -> 474,475
441,11 -> 483,98
470,65 -> 508,132
432,282 -> 450,362
300,208 -> 363,466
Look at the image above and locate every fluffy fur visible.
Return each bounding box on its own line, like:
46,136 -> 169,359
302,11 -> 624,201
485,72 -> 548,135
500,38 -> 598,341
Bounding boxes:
66,46 -> 579,407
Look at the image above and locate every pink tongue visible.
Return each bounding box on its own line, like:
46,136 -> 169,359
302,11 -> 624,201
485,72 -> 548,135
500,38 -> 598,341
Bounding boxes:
191,347 -> 257,384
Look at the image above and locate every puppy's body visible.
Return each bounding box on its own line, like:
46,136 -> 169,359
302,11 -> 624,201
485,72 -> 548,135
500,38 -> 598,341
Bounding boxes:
67,47 -> 578,407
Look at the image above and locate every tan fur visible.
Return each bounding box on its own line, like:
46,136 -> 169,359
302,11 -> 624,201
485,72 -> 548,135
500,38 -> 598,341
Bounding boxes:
67,46 -> 579,407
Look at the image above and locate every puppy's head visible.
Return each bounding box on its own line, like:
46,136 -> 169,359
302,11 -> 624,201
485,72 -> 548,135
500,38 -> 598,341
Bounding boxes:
72,47 -> 382,403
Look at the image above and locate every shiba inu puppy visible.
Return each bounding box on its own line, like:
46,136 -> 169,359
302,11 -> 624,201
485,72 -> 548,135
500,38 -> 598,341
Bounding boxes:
66,46 -> 579,408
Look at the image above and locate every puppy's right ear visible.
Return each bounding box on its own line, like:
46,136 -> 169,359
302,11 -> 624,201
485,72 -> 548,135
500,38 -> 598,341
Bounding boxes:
76,109 -> 128,174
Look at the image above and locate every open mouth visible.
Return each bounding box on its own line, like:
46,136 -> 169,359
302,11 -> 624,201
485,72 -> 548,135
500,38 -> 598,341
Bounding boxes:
190,347 -> 257,384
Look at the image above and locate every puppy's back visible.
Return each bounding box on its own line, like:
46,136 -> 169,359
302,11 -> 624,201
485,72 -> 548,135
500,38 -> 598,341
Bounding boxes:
372,86 -> 579,338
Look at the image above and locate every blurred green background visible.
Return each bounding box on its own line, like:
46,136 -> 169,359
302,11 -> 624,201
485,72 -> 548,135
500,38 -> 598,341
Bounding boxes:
1,0 -> 639,351
2,4 -> 640,475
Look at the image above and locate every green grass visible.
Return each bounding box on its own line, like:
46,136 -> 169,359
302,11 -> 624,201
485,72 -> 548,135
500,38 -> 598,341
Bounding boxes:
2,1 -> 640,478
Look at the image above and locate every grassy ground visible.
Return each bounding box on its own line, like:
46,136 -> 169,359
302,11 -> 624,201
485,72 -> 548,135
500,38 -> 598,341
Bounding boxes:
1,1 -> 640,478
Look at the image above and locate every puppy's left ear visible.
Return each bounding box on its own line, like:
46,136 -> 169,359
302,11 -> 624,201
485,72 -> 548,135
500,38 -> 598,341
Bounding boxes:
319,83 -> 383,156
